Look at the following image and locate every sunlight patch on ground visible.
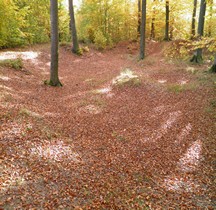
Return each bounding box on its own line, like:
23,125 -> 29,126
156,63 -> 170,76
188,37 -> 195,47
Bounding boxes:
30,141 -> 81,163
112,68 -> 140,86
0,75 -> 11,81
186,67 -> 197,74
158,79 -> 167,84
0,122 -> 30,140
79,104 -> 102,114
0,84 -> 13,91
143,111 -> 181,142
0,51 -> 39,61
178,80 -> 188,85
0,168 -> 25,193
94,87 -> 112,94
175,123 -> 192,144
163,176 -> 200,193
46,62 -> 50,66
178,140 -> 202,172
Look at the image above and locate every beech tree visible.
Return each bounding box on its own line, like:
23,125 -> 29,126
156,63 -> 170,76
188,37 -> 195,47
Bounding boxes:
150,0 -> 156,40
137,0 -> 141,37
190,0 -> 207,63
68,0 -> 80,54
164,0 -> 170,41
49,0 -> 62,86
191,0 -> 197,39
140,0 -> 146,59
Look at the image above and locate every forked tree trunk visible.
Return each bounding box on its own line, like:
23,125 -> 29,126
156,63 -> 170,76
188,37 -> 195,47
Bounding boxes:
69,0 -> 80,54
139,0 -> 146,60
191,0 -> 197,39
137,0 -> 141,37
190,0 -> 206,63
164,0 -> 170,41
49,0 -> 62,86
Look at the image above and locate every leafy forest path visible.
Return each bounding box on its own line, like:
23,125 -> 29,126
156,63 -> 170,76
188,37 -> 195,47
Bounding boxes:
0,41 -> 215,209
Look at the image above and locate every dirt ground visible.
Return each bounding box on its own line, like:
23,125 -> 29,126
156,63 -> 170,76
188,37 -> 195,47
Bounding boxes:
0,41 -> 216,209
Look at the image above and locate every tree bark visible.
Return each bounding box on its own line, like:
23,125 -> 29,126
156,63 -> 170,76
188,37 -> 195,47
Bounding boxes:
139,0 -> 146,60
137,0 -> 141,37
191,0 -> 197,39
190,0 -> 206,63
207,0 -> 213,37
150,0 -> 156,40
210,55 -> 216,73
69,0 -> 80,54
49,0 -> 62,86
164,0 -> 170,41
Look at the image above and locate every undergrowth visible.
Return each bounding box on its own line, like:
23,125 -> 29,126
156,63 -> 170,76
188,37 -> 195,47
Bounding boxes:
0,58 -> 23,70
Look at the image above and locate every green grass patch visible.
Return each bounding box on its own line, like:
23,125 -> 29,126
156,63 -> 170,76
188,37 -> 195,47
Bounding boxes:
19,108 -> 42,119
167,83 -> 198,93
0,58 -> 23,70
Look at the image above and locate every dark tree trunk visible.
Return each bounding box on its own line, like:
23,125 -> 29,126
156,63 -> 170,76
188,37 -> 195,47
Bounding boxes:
137,0 -> 141,37
139,0 -> 146,60
191,0 -> 197,39
190,0 -> 206,63
164,0 -> 170,41
210,55 -> 216,73
69,0 -> 80,54
150,0 -> 156,40
49,0 -> 62,86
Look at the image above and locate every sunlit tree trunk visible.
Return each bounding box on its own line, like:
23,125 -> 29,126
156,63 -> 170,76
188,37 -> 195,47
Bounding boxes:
190,0 -> 206,63
150,0 -> 156,40
191,0 -> 197,39
164,0 -> 170,41
140,0 -> 146,60
137,0 -> 141,37
69,0 -> 80,54
49,0 -> 62,86
207,0 -> 213,37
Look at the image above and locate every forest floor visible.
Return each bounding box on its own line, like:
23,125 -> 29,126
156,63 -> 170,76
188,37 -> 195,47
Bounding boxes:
0,41 -> 216,209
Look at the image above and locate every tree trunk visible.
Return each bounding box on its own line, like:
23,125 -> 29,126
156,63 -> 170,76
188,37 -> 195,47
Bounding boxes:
210,55 -> 216,73
69,0 -> 80,54
49,0 -> 62,86
139,0 -> 146,60
190,0 -> 206,63
191,0 -> 197,39
164,0 -> 170,41
137,0 -> 141,37
207,0 -> 213,37
150,0 -> 156,40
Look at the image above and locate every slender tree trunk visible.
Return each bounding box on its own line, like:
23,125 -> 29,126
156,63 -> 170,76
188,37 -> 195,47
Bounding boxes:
139,0 -> 146,60
191,0 -> 197,39
164,0 -> 170,41
208,0 -> 213,37
49,0 -> 62,86
190,0 -> 206,63
69,0 -> 80,54
137,0 -> 141,37
150,0 -> 156,40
